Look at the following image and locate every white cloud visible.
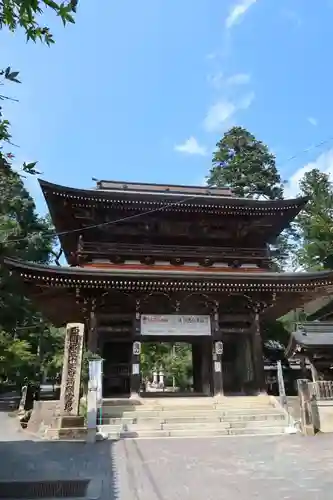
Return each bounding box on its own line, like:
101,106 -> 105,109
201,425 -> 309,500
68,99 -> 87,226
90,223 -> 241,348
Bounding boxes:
238,91 -> 255,109
174,137 -> 207,156
307,117 -> 318,127
208,72 -> 250,89
203,100 -> 236,132
226,73 -> 251,85
285,149 -> 333,198
225,0 -> 257,29
203,92 -> 254,132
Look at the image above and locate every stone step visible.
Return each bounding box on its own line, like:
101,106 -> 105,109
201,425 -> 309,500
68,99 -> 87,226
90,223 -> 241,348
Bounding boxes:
102,396 -> 271,405
101,407 -> 279,419
99,425 -> 289,440
102,397 -> 274,410
102,417 -> 288,433
101,400 -> 275,409
102,400 -> 274,409
101,412 -> 286,426
101,406 -> 274,416
98,396 -> 290,440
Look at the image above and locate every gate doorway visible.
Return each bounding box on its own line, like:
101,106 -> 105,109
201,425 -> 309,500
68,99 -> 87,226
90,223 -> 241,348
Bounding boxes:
140,340 -> 212,396
102,341 -> 131,397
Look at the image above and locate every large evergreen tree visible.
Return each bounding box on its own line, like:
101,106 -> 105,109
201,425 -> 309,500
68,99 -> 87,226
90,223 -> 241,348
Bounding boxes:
294,168 -> 333,270
206,126 -> 299,349
207,126 -> 292,270
0,0 -> 78,386
0,164 -> 55,384
207,126 -> 284,199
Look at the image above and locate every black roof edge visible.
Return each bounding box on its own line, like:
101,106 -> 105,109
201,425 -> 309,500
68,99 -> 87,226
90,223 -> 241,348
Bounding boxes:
4,257 -> 333,281
38,179 -> 309,208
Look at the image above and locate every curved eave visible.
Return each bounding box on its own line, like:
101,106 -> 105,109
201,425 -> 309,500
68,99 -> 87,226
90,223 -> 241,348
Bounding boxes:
39,179 -> 308,213
6,258 -> 333,324
306,298 -> 333,321
285,339 -> 333,359
285,322 -> 333,358
5,258 -> 333,291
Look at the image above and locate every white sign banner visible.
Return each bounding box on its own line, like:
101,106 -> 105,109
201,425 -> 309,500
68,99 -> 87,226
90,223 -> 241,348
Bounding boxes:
140,314 -> 211,336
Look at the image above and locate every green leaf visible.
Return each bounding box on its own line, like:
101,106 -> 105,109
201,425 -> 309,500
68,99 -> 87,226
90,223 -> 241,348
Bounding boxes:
0,0 -> 77,45
6,71 -> 21,83
22,161 -> 41,175
43,0 -> 61,9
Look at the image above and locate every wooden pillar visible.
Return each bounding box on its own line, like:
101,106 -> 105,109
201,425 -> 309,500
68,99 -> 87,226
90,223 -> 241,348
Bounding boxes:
212,301 -> 223,396
130,299 -> 141,398
131,341 -> 141,397
192,343 -> 201,392
87,298 -> 98,353
243,334 -> 254,394
201,341 -> 211,395
251,305 -> 266,394
213,341 -> 223,396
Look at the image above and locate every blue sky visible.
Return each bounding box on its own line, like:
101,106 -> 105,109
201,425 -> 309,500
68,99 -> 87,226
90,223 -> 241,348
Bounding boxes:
4,0 -> 333,213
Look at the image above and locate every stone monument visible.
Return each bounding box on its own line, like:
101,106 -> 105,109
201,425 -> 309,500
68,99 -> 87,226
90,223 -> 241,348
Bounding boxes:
59,323 -> 85,429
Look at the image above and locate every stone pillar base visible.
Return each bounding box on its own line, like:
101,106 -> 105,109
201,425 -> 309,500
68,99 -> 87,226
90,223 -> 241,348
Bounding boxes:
86,427 -> 97,443
58,415 -> 85,429
129,392 -> 141,400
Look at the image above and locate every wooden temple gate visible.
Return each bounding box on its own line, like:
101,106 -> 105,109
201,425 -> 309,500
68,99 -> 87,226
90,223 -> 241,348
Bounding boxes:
5,179 -> 333,402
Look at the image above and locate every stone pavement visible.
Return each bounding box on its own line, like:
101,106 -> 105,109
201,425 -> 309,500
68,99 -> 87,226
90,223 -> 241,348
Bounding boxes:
1,411 -> 333,500
115,435 -> 333,500
0,399 -> 29,442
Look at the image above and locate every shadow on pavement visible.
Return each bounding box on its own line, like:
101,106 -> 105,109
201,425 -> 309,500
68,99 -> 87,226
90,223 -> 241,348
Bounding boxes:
0,440 -> 119,499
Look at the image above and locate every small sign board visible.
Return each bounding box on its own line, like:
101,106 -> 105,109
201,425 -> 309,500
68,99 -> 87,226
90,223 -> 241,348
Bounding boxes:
140,314 -> 211,336
214,362 -> 222,373
133,341 -> 141,355
215,341 -> 223,355
132,363 -> 140,375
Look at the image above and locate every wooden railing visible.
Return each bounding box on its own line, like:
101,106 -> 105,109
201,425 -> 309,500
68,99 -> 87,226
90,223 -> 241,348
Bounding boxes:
311,380 -> 333,401
80,241 -> 269,262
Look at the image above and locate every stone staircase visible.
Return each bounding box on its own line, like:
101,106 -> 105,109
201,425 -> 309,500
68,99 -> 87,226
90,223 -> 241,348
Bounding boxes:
99,396 -> 295,439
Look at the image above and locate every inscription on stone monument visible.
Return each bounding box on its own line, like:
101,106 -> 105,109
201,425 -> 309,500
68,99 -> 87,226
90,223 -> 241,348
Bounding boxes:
60,323 -> 84,416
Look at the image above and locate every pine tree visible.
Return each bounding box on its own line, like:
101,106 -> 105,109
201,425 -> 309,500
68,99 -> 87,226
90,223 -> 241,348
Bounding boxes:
208,126 -> 284,199
294,168 -> 333,270
207,126 -> 292,270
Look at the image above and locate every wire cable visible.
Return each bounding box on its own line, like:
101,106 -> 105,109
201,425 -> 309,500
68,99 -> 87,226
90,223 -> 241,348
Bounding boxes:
276,135 -> 333,169
3,193 -> 210,244
4,133 -> 333,245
